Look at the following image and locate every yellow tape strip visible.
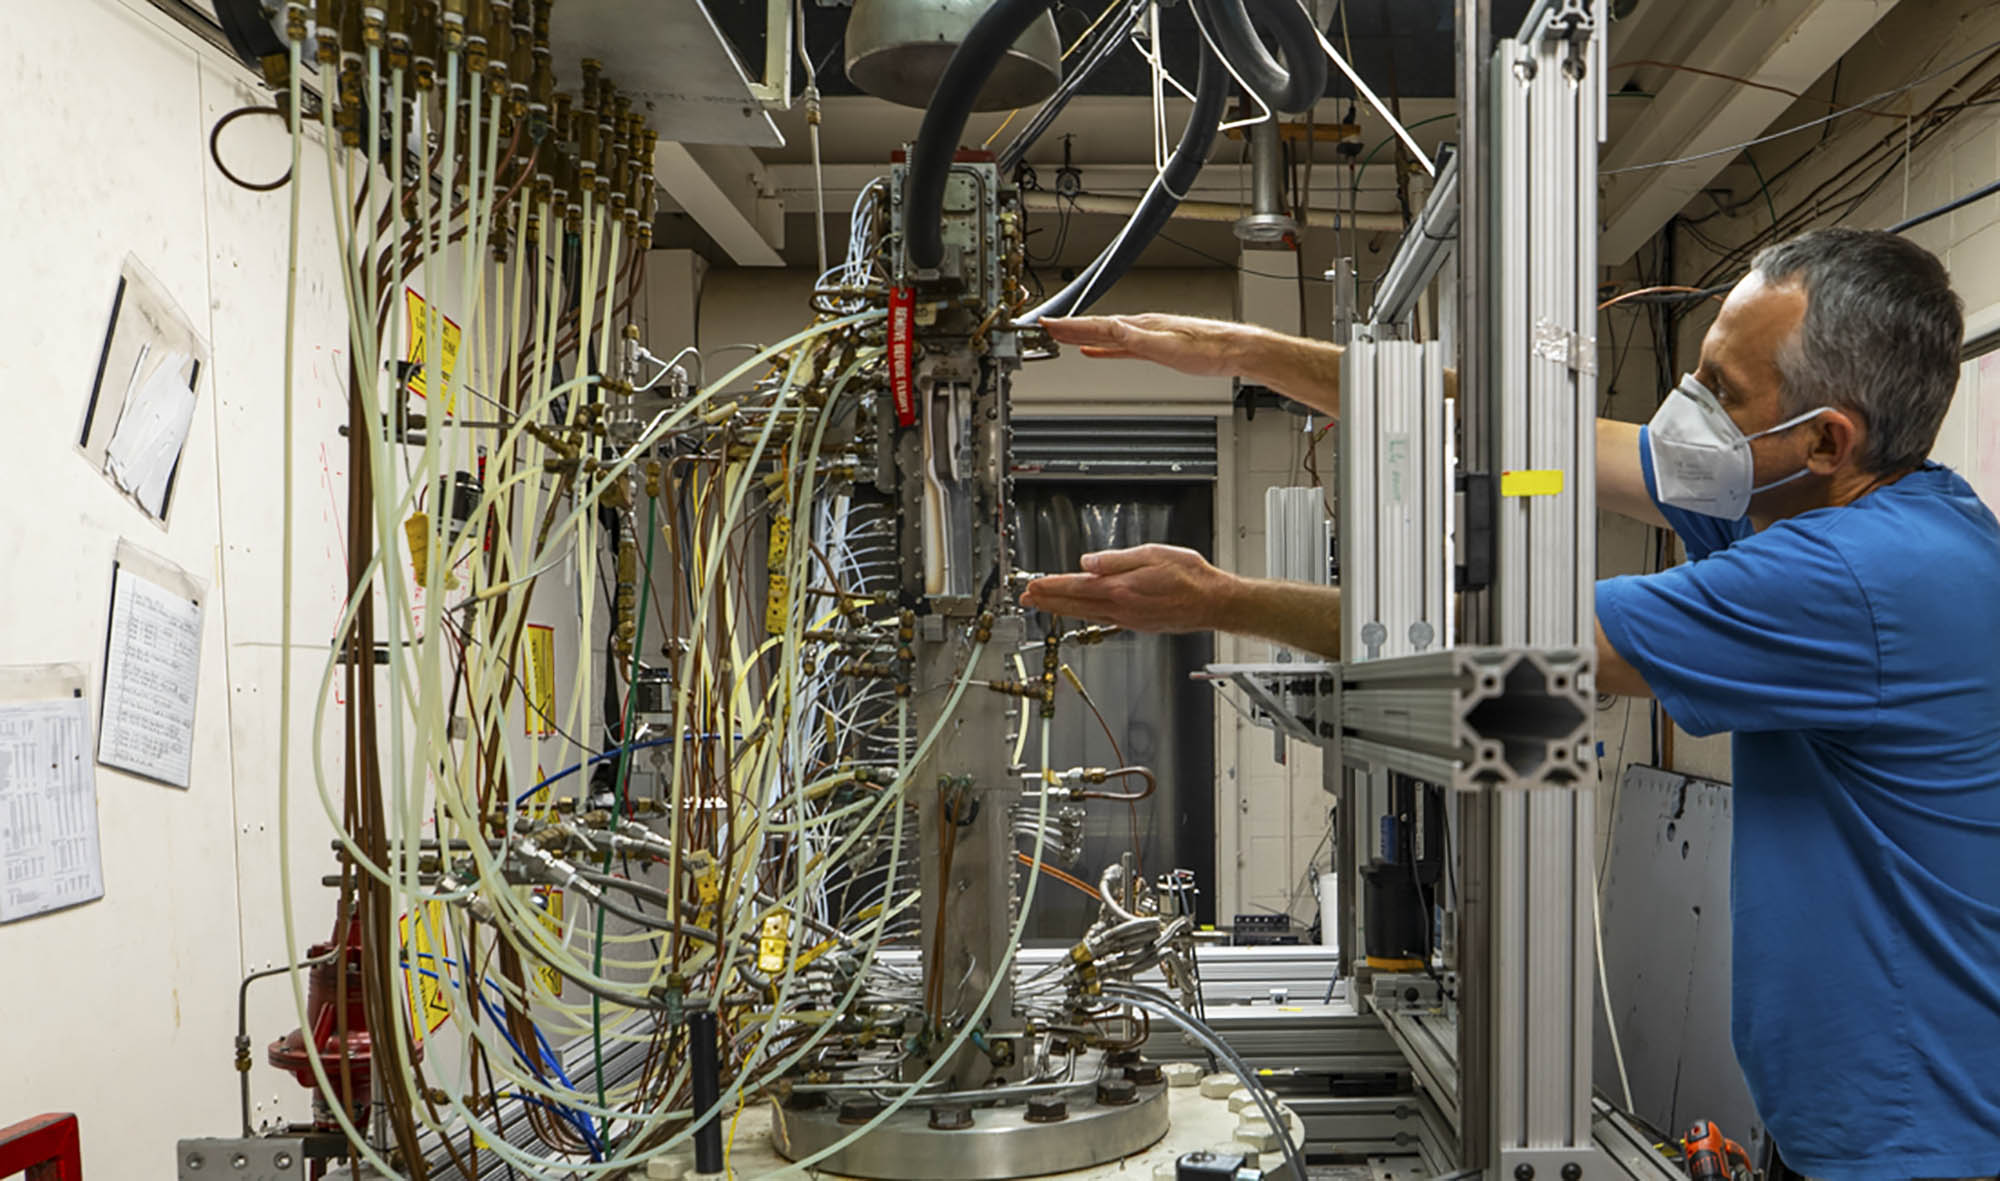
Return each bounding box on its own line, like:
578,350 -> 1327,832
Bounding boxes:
1500,469 -> 1565,497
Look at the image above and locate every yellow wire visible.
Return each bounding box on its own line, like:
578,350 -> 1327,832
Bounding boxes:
980,0 -> 1130,149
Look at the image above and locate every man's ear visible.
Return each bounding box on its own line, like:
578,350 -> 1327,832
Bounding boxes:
1804,406 -> 1864,474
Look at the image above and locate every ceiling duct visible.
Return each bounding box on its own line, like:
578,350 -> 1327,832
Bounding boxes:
844,0 -> 1063,110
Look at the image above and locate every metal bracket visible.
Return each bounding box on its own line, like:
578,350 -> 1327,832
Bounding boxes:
1532,319 -> 1598,376
1535,0 -> 1596,42
1499,1145 -> 1615,1181
177,1136 -> 313,1179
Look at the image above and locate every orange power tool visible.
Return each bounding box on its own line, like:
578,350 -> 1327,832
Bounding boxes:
1682,1119 -> 1755,1181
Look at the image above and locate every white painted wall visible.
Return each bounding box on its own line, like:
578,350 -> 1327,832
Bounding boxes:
0,4 -> 592,1174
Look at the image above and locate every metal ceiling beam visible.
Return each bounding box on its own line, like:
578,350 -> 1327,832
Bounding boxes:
1597,0 -> 1895,266
654,142 -> 787,268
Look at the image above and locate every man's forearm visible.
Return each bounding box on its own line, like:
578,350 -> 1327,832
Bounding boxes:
1213,576 -> 1342,659
1235,327 -> 1343,417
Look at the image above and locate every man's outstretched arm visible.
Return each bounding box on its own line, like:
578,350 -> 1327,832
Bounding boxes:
1020,544 -> 1341,659
1044,314 -> 1345,417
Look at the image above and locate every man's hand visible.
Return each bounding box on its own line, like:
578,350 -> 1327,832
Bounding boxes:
1042,314 -> 1256,379
1020,544 -> 1239,633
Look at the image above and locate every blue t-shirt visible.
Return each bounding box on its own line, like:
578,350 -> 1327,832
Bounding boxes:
1597,427 -> 2000,1181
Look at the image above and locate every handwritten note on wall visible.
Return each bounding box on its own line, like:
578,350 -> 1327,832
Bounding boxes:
0,668 -> 104,923
98,543 -> 205,789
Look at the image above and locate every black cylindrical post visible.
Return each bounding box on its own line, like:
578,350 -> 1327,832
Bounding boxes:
688,1008 -> 723,1173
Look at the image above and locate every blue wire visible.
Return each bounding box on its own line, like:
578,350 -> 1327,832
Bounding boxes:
511,733 -> 734,806
405,955 -> 603,1159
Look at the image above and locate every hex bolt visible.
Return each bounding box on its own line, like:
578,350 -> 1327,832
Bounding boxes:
1124,1061 -> 1163,1086
1162,1061 -> 1202,1088
1024,1096 -> 1068,1123
838,1097 -> 886,1125
1105,1047 -> 1141,1069
1199,1073 -> 1237,1099
1097,1077 -> 1139,1106
1227,1087 -> 1256,1114
928,1103 -> 973,1131
1234,1116 -> 1282,1153
1562,1165 -> 1583,1181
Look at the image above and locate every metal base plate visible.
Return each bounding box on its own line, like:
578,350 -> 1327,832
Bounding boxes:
771,1083 -> 1170,1180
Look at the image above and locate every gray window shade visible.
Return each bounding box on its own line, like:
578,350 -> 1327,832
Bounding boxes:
1010,416 -> 1218,478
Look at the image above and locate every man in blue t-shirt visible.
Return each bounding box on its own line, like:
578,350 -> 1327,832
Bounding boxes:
1021,229 -> 2000,1179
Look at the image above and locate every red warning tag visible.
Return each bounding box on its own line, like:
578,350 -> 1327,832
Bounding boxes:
888,286 -> 917,428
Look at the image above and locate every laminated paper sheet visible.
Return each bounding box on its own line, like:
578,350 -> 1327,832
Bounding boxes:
0,664 -> 104,923
98,541 -> 206,789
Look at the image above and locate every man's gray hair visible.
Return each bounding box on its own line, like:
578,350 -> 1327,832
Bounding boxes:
1750,228 -> 1963,473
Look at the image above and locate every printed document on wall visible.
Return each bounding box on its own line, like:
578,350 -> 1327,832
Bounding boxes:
98,541 -> 206,789
0,665 -> 104,923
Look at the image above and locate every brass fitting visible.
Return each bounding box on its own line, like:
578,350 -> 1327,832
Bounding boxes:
411,1 -> 439,88
462,0 -> 488,75
314,0 -> 339,64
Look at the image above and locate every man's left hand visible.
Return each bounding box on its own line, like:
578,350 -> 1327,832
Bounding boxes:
1019,544 -> 1238,633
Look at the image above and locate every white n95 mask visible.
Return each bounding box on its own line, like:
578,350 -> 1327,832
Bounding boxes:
1646,373 -> 1828,520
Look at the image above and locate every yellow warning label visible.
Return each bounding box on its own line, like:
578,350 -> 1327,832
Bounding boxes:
404,288 -> 463,409
533,887 -> 565,997
524,623 -> 556,737
764,498 -> 793,635
1500,469 -> 1566,497
399,900 -> 453,1040
757,912 -> 790,975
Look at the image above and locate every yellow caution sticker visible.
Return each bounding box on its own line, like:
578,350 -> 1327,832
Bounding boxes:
399,900 -> 453,1040
523,623 -> 557,737
757,913 -> 791,975
532,886 -> 565,997
765,493 -> 792,635
1500,469 -> 1565,497
404,287 -> 463,409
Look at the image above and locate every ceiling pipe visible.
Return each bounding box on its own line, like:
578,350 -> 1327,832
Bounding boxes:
1022,190 -> 1403,232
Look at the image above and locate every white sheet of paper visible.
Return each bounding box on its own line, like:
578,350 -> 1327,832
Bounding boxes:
104,349 -> 196,518
98,566 -> 203,787
0,695 -> 104,923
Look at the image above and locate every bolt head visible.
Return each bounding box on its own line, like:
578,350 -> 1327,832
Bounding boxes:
1515,1165 -> 1536,1181
185,1154 -> 206,1172
838,1097 -> 886,1125
1124,1061 -> 1163,1086
273,1153 -> 294,1170
1104,1047 -> 1142,1069
1562,1165 -> 1583,1181
231,1154 -> 249,1169
1097,1077 -> 1139,1106
1024,1096 -> 1068,1123
928,1103 -> 974,1131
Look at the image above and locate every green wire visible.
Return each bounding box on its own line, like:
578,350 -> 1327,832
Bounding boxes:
595,491 -> 658,1109
1745,148 -> 1780,229
1346,112 -> 1459,197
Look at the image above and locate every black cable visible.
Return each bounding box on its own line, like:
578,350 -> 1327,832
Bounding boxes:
210,104 -> 294,192
998,0 -> 1150,174
1191,0 -> 1327,115
1148,225 -> 1337,281
1026,41 -> 1231,319
1888,174 -> 2000,234
907,0 -> 1062,270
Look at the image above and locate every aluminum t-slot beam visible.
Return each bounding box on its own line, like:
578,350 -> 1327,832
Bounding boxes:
1341,646 -> 1593,790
